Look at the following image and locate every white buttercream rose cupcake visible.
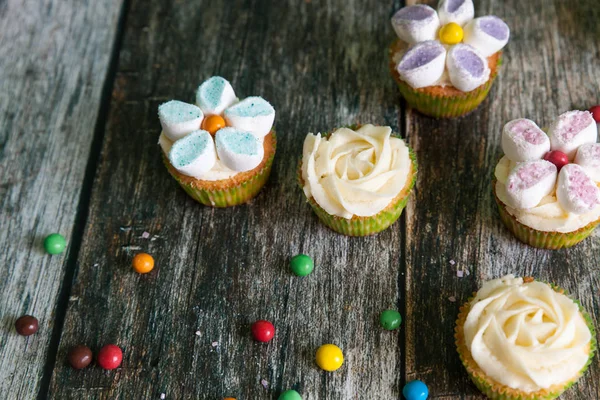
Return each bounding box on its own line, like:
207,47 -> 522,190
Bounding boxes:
455,275 -> 596,400
299,124 -> 417,236
389,0 -> 510,118
158,76 -> 276,207
494,110 -> 600,249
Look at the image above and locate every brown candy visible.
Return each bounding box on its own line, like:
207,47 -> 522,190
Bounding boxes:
68,345 -> 93,369
15,315 -> 39,336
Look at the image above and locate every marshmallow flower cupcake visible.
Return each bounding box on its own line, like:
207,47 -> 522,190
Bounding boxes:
456,275 -> 596,400
389,0 -> 510,118
300,124 -> 417,236
158,77 -> 276,207
494,110 -> 600,249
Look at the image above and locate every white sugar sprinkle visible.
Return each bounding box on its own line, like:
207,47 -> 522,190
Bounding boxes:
211,341 -> 219,347
448,296 -> 456,302
142,231 -> 150,239
449,259 -> 456,265
457,270 -> 464,278
160,394 -> 166,399
261,379 -> 269,389
195,331 -> 201,336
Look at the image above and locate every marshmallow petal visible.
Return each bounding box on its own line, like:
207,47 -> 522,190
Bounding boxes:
437,0 -> 474,26
556,164 -> 600,214
549,110 -> 597,159
196,76 -> 237,116
391,5 -> 440,44
463,16 -> 510,57
168,130 -> 216,178
502,118 -> 550,162
224,96 -> 275,138
575,143 -> 600,182
397,41 -> 447,89
505,160 -> 557,209
158,100 -> 204,141
215,127 -> 264,172
446,44 -> 490,92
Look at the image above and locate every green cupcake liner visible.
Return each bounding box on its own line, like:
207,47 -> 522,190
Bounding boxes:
164,133 -> 276,207
298,143 -> 417,236
493,184 -> 600,249
456,283 -> 597,400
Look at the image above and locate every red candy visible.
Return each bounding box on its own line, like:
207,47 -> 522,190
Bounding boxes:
590,105 -> 600,123
251,320 -> 275,342
544,150 -> 569,171
97,344 -> 123,370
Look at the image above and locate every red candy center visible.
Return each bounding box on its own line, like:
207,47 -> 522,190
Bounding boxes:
251,320 -> 275,342
590,105 -> 600,123
543,151 -> 569,171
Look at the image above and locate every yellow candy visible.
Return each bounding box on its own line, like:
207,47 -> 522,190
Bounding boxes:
315,344 -> 344,372
439,22 -> 463,45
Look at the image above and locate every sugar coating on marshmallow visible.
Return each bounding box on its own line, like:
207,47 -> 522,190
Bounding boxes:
196,76 -> 237,116
463,16 -> 510,57
215,127 -> 264,172
391,5 -> 440,44
549,110 -> 597,159
556,164 -> 600,214
224,96 -> 275,138
575,143 -> 600,182
502,118 -> 550,162
505,160 -> 557,209
446,44 -> 490,92
158,100 -> 204,141
168,130 -> 216,178
437,0 -> 474,26
397,41 -> 447,89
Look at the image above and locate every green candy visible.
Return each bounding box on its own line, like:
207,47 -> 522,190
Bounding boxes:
380,309 -> 402,331
278,389 -> 302,400
290,254 -> 314,277
44,233 -> 67,255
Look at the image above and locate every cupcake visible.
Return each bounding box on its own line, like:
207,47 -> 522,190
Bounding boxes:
389,0 -> 510,118
299,124 -> 417,236
456,275 -> 596,399
158,77 -> 276,207
494,110 -> 600,249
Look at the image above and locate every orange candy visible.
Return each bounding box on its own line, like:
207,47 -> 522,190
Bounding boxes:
203,115 -> 226,135
132,253 -> 154,274
223,398 -> 236,400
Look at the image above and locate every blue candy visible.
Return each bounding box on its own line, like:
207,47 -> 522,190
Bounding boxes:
403,380 -> 428,400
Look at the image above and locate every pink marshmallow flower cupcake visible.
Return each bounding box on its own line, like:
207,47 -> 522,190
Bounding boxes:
494,110 -> 600,249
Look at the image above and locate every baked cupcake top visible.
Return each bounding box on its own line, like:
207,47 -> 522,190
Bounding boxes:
495,110 -> 600,232
158,76 -> 275,181
391,0 -> 509,91
464,275 -> 592,393
301,125 -> 412,219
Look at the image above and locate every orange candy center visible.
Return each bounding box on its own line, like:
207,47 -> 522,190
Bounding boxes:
203,115 -> 226,135
132,253 -> 154,274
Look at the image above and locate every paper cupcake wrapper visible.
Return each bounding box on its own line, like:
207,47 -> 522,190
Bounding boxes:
390,48 -> 502,119
164,133 -> 276,207
455,284 -> 597,400
298,145 -> 417,236
493,185 -> 600,249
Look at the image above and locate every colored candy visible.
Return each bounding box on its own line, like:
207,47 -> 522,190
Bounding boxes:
44,233 -> 66,255
590,105 -> 600,123
251,320 -> 275,342
203,115 -> 226,135
132,253 -> 155,274
68,345 -> 93,369
290,254 -> 314,276
278,389 -> 302,400
403,380 -> 429,400
223,398 -> 236,400
15,315 -> 39,336
97,344 -> 123,370
543,150 -> 569,171
438,22 -> 463,45
380,310 -> 402,330
315,344 -> 344,372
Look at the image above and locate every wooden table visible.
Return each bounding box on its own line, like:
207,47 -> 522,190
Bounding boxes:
1,0 -> 599,398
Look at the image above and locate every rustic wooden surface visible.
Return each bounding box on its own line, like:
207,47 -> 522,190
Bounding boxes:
1,0 -> 599,399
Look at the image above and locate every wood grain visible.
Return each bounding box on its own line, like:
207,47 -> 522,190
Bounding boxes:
404,0 -> 600,399
0,0 -> 124,398
49,0 -> 407,398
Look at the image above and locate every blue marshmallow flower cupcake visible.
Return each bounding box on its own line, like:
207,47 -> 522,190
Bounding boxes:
158,77 -> 276,207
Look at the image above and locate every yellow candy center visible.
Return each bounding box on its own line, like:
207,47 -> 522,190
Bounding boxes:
439,22 -> 464,45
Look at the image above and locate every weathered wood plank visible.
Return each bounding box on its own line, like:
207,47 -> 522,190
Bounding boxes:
405,0 -> 600,398
0,0 -> 125,398
50,0 -> 408,398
